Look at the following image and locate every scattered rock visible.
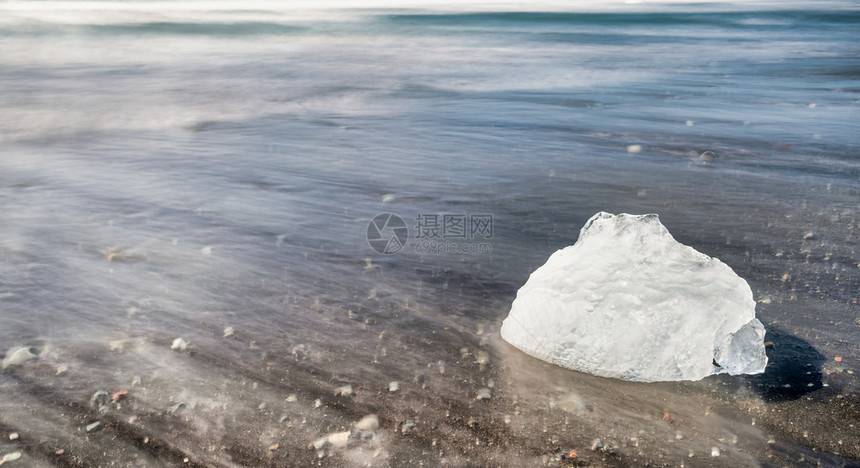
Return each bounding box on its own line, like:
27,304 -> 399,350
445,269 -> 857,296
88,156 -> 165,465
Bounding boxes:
591,439 -> 604,451
803,232 -> 815,240
627,144 -> 642,153
334,385 -> 353,397
168,402 -> 187,414
286,394 -> 298,403
312,431 -> 351,450
835,356 -> 843,362
388,381 -> 400,392
223,326 -> 235,338
699,150 -> 717,162
86,421 -> 103,433
56,364 -> 69,375
476,387 -> 491,401
268,443 -> 279,451
111,390 -> 128,403
8,433 -> 18,441
401,420 -> 415,434
711,447 -> 720,457
355,414 -> 379,432
476,351 -> 490,366
2,451 -> 22,463
764,341 -> 774,349
90,391 -> 110,410
381,194 -> 396,203
170,338 -> 188,351
313,399 -> 322,408
1,347 -> 37,370
201,247 -> 212,255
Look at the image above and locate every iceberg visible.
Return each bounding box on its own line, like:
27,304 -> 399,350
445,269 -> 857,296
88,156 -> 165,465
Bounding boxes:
500,212 -> 767,382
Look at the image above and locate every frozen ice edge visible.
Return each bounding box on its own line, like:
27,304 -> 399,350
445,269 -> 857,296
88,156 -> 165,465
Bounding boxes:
500,212 -> 768,383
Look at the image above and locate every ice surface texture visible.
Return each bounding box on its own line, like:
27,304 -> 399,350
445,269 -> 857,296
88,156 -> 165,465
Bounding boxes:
500,212 -> 767,382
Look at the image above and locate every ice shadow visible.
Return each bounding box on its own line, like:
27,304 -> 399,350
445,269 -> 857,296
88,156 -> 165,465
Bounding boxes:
746,327 -> 825,402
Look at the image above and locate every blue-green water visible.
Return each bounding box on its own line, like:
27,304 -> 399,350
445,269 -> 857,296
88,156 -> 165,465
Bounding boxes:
0,1 -> 858,466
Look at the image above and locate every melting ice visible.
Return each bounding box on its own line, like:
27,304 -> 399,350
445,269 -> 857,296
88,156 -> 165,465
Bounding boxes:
501,212 -> 767,382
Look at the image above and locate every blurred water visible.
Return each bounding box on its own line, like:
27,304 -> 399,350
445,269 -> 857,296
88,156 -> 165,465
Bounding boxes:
0,1 -> 858,466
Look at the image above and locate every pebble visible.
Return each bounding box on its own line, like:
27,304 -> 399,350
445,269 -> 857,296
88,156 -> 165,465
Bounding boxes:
476,387 -> 492,401
8,433 -> 18,441
1,347 -> 37,369
56,364 -> 69,375
389,381 -> 400,392
268,443 -> 279,451
111,390 -> 128,403
476,351 -> 490,366
699,150 -> 717,162
286,394 -> 298,403
334,385 -> 353,397
170,338 -> 188,351
200,246 -> 212,255
711,447 -> 720,457
2,452 -> 22,463
355,414 -> 379,432
314,399 -> 322,408
86,421 -> 103,433
223,326 -> 234,338
315,431 -> 351,450
168,402 -> 187,414
627,144 -> 642,153
401,421 -> 415,434
90,391 -> 110,409
591,439 -> 604,451
803,232 -> 815,240
381,194 -> 396,203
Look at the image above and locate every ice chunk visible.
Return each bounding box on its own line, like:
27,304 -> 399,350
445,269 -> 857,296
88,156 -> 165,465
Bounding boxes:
500,212 -> 767,382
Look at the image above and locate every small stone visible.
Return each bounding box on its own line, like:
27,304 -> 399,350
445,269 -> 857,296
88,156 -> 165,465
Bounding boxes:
803,232 -> 815,240
401,420 -> 415,434
627,144 -> 642,153
781,273 -> 790,282
56,364 -> 69,375
764,341 -> 774,349
170,337 -> 188,351
168,402 -> 187,414
86,421 -> 103,433
1,347 -> 37,369
334,385 -> 353,397
711,447 -> 720,457
111,390 -> 128,403
591,439 -> 603,451
90,391 -> 110,408
314,399 -> 322,408
286,394 -> 298,403
223,327 -> 235,338
8,433 -> 18,441
699,150 -> 717,162
381,194 -> 396,203
326,431 -> 351,449
476,387 -> 491,401
268,444 -> 279,451
476,351 -> 490,366
835,356 -> 843,362
2,452 -> 22,463
201,246 -> 212,255
355,414 -> 379,432
389,381 -> 400,392
258,402 -> 267,411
